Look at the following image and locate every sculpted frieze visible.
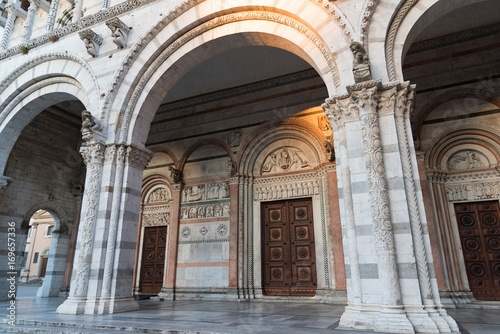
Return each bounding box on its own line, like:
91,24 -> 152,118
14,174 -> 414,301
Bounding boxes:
254,181 -> 320,201
446,181 -> 500,202
142,211 -> 170,227
183,181 -> 229,202
180,202 -> 230,220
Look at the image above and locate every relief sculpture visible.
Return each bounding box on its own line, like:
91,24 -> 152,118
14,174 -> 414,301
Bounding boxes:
261,147 -> 310,174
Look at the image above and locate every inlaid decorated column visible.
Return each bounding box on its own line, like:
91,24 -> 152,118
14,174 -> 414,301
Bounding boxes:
0,6 -> 16,50
322,80 -> 458,333
22,0 -> 38,43
56,138 -> 105,314
45,0 -> 59,32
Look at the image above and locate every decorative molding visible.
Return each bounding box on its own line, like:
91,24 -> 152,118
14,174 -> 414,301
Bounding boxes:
0,53 -> 99,103
407,23 -> 500,55
359,0 -> 380,47
179,237 -> 229,245
306,0 -> 353,43
386,0 -> 418,81
79,29 -> 102,57
142,211 -> 170,227
254,180 -> 320,201
217,223 -> 228,237
118,10 -> 340,143
106,17 -> 130,49
0,0 -> 167,60
446,181 -> 500,202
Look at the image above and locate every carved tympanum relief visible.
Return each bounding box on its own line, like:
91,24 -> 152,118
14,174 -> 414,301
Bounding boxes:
447,150 -> 488,171
261,147 -> 310,174
147,187 -> 171,203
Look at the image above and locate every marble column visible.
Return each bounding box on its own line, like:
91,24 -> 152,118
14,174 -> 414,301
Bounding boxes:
56,140 -> 105,314
45,0 -> 59,32
322,80 -> 458,333
0,6 -> 16,51
22,0 -> 38,43
72,0 -> 83,22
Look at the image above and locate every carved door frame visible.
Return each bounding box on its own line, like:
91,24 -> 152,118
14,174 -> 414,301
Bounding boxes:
249,171 -> 334,297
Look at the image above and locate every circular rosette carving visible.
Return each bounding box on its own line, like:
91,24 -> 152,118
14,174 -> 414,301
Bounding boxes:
493,263 -> 500,277
469,253 -> 480,261
181,227 -> 191,238
482,204 -> 493,210
459,214 -> 475,227
159,233 -> 167,244
296,208 -> 306,219
146,251 -> 155,261
488,237 -> 500,251
156,268 -> 164,279
271,229 -> 281,240
464,238 -> 480,252
271,210 -> 281,221
469,263 -> 486,277
144,268 -> 153,278
482,213 -> 498,226
158,250 -> 165,261
299,268 -> 310,279
298,247 -> 308,258
146,235 -> 156,245
217,224 -> 228,237
465,229 -> 475,236
488,228 -> 498,235
272,268 -> 282,279
297,227 -> 307,239
271,249 -> 281,259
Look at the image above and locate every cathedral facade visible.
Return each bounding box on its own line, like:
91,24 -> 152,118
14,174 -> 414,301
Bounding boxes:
1,0 -> 499,333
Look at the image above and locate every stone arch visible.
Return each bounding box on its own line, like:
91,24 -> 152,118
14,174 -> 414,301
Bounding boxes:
150,149 -> 180,170
426,127 -> 500,171
0,55 -> 100,175
366,0 -> 492,82
179,139 -> 234,173
415,90 -> 500,140
107,3 -> 350,146
383,0 -> 488,81
22,201 -> 70,298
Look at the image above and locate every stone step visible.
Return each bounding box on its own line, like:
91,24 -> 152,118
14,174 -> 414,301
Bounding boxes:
0,320 -> 203,334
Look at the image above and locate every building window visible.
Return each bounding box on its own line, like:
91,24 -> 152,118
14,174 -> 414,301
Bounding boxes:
33,252 -> 39,264
23,252 -> 29,267
46,225 -> 54,236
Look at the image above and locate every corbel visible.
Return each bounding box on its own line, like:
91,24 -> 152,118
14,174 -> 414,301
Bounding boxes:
79,29 -> 102,57
105,17 -> 130,49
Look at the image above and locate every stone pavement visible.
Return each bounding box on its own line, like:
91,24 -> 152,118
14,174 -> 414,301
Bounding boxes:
2,291 -> 500,333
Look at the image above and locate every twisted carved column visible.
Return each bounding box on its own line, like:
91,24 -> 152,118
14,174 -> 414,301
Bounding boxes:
72,0 -> 83,22
0,6 -> 16,50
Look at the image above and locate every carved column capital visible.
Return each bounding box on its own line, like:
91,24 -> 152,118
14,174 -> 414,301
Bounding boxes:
79,29 -> 102,57
126,145 -> 153,169
80,142 -> 105,166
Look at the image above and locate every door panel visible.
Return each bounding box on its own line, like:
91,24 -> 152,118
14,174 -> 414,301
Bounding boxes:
262,198 -> 316,296
140,226 -> 167,294
455,201 -> 500,300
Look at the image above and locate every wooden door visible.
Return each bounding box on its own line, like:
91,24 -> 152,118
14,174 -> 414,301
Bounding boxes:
262,198 -> 317,296
455,201 -> 500,300
40,257 -> 48,277
140,226 -> 167,294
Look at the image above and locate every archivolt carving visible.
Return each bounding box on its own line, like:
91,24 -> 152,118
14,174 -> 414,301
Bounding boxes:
0,53 -> 99,99
306,0 -> 353,43
359,0 -> 380,46
118,10 -> 340,143
386,0 -> 418,81
0,77 -> 85,127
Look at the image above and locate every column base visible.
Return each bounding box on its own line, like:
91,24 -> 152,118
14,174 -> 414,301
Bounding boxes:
340,304 -> 414,333
56,297 -> 87,315
158,287 -> 175,300
98,297 -> 139,314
